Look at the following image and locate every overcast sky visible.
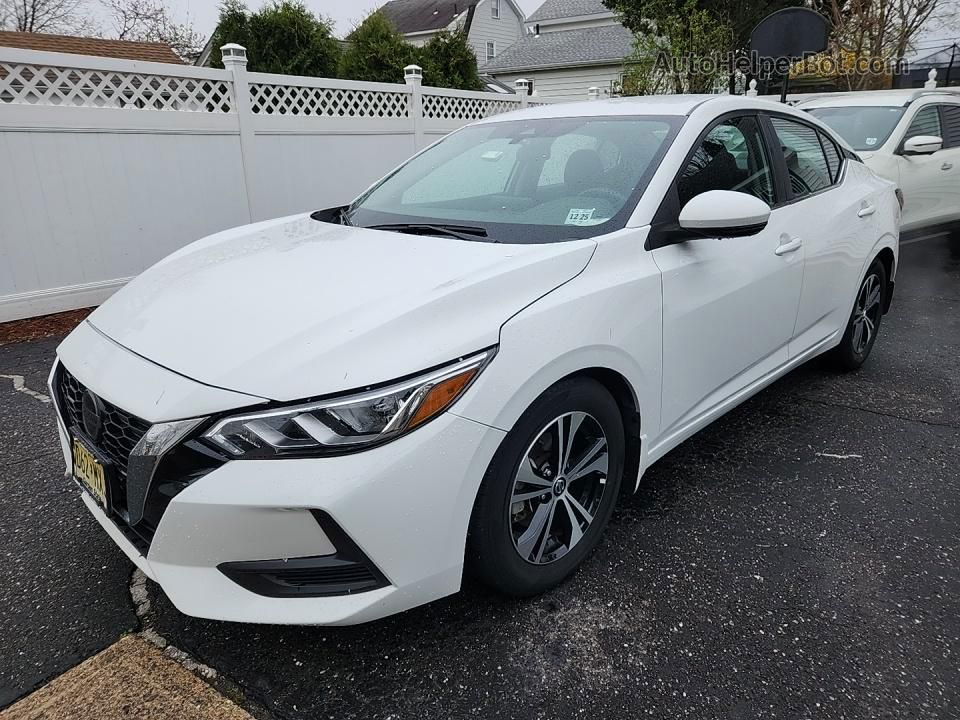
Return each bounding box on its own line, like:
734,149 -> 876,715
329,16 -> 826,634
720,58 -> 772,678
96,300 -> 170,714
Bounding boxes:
136,0 -> 957,54
164,0 -> 546,38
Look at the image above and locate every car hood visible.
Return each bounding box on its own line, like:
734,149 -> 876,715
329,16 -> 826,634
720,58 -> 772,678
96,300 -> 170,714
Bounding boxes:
88,214 -> 595,402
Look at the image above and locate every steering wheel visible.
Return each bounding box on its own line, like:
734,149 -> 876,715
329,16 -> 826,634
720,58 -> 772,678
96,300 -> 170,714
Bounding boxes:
577,187 -> 627,206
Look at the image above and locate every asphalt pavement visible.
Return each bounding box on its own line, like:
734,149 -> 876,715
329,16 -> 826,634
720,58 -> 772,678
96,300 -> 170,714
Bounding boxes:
1,232 -> 958,719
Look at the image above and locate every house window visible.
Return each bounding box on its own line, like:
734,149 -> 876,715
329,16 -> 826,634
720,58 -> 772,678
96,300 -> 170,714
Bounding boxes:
486,41 -> 496,61
492,0 -> 501,18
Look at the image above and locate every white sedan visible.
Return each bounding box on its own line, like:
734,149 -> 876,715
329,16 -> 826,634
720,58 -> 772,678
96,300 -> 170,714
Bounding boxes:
802,88 -> 960,233
50,95 -> 900,625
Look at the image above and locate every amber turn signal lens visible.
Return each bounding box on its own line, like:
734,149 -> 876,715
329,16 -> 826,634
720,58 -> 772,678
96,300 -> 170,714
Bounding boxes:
407,369 -> 479,429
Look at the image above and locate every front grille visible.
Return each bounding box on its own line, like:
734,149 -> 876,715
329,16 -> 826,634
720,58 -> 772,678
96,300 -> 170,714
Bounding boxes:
56,363 -> 225,554
57,366 -> 151,516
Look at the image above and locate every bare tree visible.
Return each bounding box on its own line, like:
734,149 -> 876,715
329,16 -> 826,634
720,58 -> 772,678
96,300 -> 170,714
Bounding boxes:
814,0 -> 943,89
101,0 -> 205,58
2,0 -> 98,34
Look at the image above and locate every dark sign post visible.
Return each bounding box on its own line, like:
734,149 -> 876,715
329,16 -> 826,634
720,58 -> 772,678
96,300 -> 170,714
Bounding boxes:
750,8 -> 830,102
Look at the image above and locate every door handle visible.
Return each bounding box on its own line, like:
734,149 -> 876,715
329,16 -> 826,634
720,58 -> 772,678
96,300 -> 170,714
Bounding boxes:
775,237 -> 803,256
942,162 -> 954,171
858,203 -> 876,218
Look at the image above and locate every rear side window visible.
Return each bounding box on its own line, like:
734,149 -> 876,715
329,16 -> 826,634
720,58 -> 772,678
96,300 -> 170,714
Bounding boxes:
941,105 -> 960,148
904,105 -> 942,142
770,117 -> 832,198
819,131 -> 843,183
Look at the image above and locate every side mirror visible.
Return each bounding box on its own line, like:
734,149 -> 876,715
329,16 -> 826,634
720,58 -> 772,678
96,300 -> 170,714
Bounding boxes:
902,135 -> 942,155
678,190 -> 771,238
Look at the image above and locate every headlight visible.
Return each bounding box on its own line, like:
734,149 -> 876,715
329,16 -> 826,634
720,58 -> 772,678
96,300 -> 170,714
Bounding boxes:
202,350 -> 493,458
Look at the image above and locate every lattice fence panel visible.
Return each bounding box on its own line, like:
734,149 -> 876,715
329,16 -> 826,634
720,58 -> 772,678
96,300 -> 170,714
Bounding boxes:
0,63 -> 233,112
249,83 -> 410,117
422,94 -> 521,120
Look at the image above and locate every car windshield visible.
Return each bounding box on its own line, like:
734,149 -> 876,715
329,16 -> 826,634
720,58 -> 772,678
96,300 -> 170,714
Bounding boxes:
346,115 -> 682,243
806,106 -> 906,151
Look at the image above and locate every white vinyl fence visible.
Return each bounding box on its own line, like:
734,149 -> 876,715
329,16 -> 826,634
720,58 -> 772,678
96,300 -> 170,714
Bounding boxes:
0,45 -> 557,322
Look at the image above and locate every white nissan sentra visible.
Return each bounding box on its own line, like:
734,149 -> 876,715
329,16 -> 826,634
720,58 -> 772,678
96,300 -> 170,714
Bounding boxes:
50,95 -> 900,625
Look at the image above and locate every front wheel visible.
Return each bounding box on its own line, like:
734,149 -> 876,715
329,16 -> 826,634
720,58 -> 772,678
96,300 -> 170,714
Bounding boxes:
834,259 -> 887,371
467,378 -> 624,596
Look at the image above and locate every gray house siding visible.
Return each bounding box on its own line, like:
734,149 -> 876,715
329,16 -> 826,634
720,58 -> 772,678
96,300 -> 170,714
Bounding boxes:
468,0 -> 524,62
496,64 -> 623,100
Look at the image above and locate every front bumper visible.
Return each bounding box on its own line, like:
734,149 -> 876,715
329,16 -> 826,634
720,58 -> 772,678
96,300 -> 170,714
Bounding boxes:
53,324 -> 506,625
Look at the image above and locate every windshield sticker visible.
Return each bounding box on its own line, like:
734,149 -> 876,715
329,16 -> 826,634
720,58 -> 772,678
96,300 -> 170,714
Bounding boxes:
565,208 -> 597,226
865,137 -> 877,146
481,150 -> 504,161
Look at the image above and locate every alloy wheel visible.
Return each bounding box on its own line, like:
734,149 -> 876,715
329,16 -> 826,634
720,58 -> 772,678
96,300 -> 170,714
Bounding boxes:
852,273 -> 883,355
509,412 -> 609,565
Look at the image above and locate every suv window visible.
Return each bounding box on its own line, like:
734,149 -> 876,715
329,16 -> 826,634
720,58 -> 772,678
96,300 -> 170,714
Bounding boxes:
941,104 -> 960,148
819,130 -> 842,183
677,115 -> 774,208
770,117 -> 832,198
904,105 -> 942,142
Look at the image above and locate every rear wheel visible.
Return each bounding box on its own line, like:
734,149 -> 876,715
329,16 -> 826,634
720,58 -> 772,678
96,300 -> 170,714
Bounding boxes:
467,378 -> 624,596
834,258 -> 887,370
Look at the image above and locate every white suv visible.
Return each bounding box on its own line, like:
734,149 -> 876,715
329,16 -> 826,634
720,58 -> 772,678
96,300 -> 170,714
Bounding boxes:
802,89 -> 960,234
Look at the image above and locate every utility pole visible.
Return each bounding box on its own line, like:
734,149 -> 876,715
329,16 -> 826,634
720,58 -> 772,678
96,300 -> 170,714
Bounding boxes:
945,43 -> 957,87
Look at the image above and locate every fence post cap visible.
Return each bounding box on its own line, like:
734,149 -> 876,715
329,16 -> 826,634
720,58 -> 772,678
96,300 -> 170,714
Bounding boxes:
404,65 -> 423,80
220,44 -> 247,64
587,86 -> 601,100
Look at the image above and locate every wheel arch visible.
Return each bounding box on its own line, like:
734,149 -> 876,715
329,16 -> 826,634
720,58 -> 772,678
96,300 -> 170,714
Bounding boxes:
457,347 -> 650,498
556,367 -> 643,499
874,245 -> 896,313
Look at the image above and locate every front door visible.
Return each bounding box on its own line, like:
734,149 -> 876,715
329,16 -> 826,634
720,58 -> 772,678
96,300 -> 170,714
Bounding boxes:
651,114 -> 804,440
897,104 -> 960,230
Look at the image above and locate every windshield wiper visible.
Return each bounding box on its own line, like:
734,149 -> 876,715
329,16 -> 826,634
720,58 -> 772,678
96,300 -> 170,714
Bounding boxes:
366,223 -> 493,242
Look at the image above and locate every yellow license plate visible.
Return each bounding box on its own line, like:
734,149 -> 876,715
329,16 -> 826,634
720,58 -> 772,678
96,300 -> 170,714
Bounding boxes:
72,438 -> 107,508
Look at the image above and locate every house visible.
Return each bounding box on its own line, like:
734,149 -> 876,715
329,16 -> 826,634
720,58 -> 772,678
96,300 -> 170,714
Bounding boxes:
379,0 -> 526,66
480,0 -> 635,100
0,30 -> 183,64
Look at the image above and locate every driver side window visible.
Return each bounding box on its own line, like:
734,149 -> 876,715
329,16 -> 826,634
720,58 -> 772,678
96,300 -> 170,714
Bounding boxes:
904,105 -> 942,143
677,115 -> 774,209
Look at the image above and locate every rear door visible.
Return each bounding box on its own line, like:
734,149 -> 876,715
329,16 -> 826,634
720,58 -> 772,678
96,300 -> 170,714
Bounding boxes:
651,114 -> 804,438
932,102 -> 960,224
764,115 -> 875,356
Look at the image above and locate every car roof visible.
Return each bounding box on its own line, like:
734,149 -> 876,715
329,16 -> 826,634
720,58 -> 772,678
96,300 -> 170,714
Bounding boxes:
798,88 -> 960,109
474,94 -> 807,123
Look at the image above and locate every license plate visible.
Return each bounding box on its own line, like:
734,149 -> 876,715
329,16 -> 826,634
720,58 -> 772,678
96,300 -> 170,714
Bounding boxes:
72,437 -> 108,509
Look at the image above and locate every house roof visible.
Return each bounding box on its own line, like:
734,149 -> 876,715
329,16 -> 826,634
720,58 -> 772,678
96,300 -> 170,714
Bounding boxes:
0,31 -> 183,63
481,23 -> 633,72
528,0 -> 611,23
479,74 -> 516,93
379,0 -> 480,34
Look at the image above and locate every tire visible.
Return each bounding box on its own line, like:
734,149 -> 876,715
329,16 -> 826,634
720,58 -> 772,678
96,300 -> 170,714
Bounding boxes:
834,258 -> 887,371
466,377 -> 625,596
